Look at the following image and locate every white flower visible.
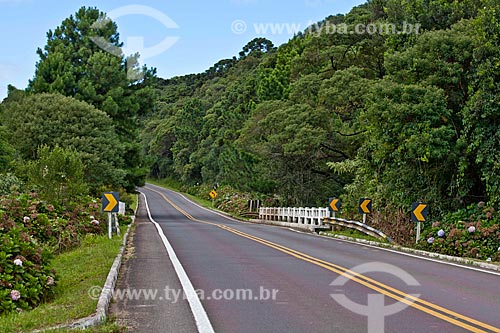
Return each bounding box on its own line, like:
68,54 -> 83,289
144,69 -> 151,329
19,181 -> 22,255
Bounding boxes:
23,216 -> 30,223
10,290 -> 21,301
46,276 -> 55,286
91,219 -> 100,226
486,257 -> 492,262
427,237 -> 435,244
89,216 -> 95,220
468,226 -> 476,233
437,229 -> 445,237
13,259 -> 23,267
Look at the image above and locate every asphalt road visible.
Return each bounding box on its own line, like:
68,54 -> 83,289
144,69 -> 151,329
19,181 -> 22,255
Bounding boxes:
113,184 -> 500,333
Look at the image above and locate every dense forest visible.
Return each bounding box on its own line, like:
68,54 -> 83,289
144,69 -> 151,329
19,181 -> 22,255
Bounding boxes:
0,0 -> 499,248
144,0 -> 499,216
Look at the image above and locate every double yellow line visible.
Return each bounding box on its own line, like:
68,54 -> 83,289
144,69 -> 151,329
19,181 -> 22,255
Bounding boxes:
145,186 -> 500,333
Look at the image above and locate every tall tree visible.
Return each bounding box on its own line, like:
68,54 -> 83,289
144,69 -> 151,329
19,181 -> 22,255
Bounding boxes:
27,6 -> 155,191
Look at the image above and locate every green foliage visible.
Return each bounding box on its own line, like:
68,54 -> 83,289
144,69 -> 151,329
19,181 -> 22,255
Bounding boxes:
27,6 -> 155,191
1,93 -> 124,192
0,126 -> 15,172
0,173 -> 23,195
461,1 -> 500,205
26,146 -> 88,204
0,226 -> 55,314
364,82 -> 456,211
417,203 -> 500,261
140,0 -> 500,245
0,193 -> 105,315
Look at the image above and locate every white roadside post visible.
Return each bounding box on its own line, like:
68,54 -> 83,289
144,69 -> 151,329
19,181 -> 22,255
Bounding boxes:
108,213 -> 112,239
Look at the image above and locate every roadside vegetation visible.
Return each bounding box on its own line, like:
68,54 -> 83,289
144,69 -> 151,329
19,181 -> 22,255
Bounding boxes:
0,6 -> 141,328
1,3 -> 500,329
0,234 -> 123,332
142,0 -> 500,260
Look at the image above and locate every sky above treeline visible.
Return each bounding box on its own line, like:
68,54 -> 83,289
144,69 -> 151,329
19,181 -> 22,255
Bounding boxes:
0,0 -> 366,100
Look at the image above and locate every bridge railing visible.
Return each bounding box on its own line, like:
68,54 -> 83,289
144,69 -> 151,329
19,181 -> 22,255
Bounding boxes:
258,207 -> 330,226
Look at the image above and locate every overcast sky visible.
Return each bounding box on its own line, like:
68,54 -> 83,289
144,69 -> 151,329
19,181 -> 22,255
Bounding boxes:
0,0 -> 366,100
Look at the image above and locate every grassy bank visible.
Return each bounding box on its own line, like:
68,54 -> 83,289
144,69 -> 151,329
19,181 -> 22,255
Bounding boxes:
0,234 -> 123,333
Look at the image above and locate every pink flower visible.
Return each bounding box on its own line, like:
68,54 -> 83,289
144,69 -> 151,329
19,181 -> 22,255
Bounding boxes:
468,226 -> 476,233
10,290 -> 21,301
46,276 -> 55,286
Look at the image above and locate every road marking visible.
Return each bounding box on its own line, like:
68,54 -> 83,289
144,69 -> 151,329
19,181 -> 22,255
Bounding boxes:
147,183 -> 500,277
144,186 -> 500,333
140,192 -> 215,333
316,234 -> 500,277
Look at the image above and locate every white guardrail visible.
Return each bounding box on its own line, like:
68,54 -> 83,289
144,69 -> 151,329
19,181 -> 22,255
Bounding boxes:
258,207 -> 330,226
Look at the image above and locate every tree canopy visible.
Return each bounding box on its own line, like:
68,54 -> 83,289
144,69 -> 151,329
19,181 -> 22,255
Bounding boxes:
27,6 -> 155,191
142,0 -> 500,214
1,92 -> 124,192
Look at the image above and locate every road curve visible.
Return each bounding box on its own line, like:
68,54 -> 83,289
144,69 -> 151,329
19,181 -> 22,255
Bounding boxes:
127,184 -> 500,332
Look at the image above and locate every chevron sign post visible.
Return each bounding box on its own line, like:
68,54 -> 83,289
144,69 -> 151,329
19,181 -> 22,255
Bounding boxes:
358,198 -> 372,224
411,202 -> 428,243
328,197 -> 341,218
102,192 -> 119,239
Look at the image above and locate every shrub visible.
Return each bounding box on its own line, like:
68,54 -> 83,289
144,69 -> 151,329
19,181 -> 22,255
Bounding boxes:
417,203 -> 500,261
0,225 -> 55,314
0,173 -> 23,195
26,145 -> 88,204
0,192 -> 106,315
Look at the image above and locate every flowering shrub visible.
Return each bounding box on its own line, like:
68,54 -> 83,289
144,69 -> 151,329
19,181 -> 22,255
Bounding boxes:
417,204 -> 500,261
0,226 -> 55,314
213,186 -> 255,215
0,192 -> 106,315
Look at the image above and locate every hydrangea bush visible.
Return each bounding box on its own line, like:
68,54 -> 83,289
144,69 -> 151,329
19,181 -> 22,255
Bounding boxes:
417,203 -> 500,261
0,193 -> 105,314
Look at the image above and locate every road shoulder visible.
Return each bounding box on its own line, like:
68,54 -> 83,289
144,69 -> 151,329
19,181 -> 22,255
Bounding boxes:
110,195 -> 198,332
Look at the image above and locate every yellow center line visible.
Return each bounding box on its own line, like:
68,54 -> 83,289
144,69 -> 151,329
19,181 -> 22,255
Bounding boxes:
145,186 -> 500,333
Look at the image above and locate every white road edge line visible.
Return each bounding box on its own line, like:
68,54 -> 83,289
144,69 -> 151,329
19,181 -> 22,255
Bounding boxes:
323,235 -> 500,277
146,184 -> 500,277
140,192 -> 215,333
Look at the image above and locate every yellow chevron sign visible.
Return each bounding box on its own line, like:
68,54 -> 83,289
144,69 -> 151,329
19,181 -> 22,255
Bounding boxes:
209,189 -> 217,199
411,202 -> 428,222
329,198 -> 341,212
102,192 -> 119,212
358,198 -> 372,214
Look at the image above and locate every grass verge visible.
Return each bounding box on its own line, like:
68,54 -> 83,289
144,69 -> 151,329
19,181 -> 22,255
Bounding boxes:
131,194 -> 138,213
0,234 -> 123,333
